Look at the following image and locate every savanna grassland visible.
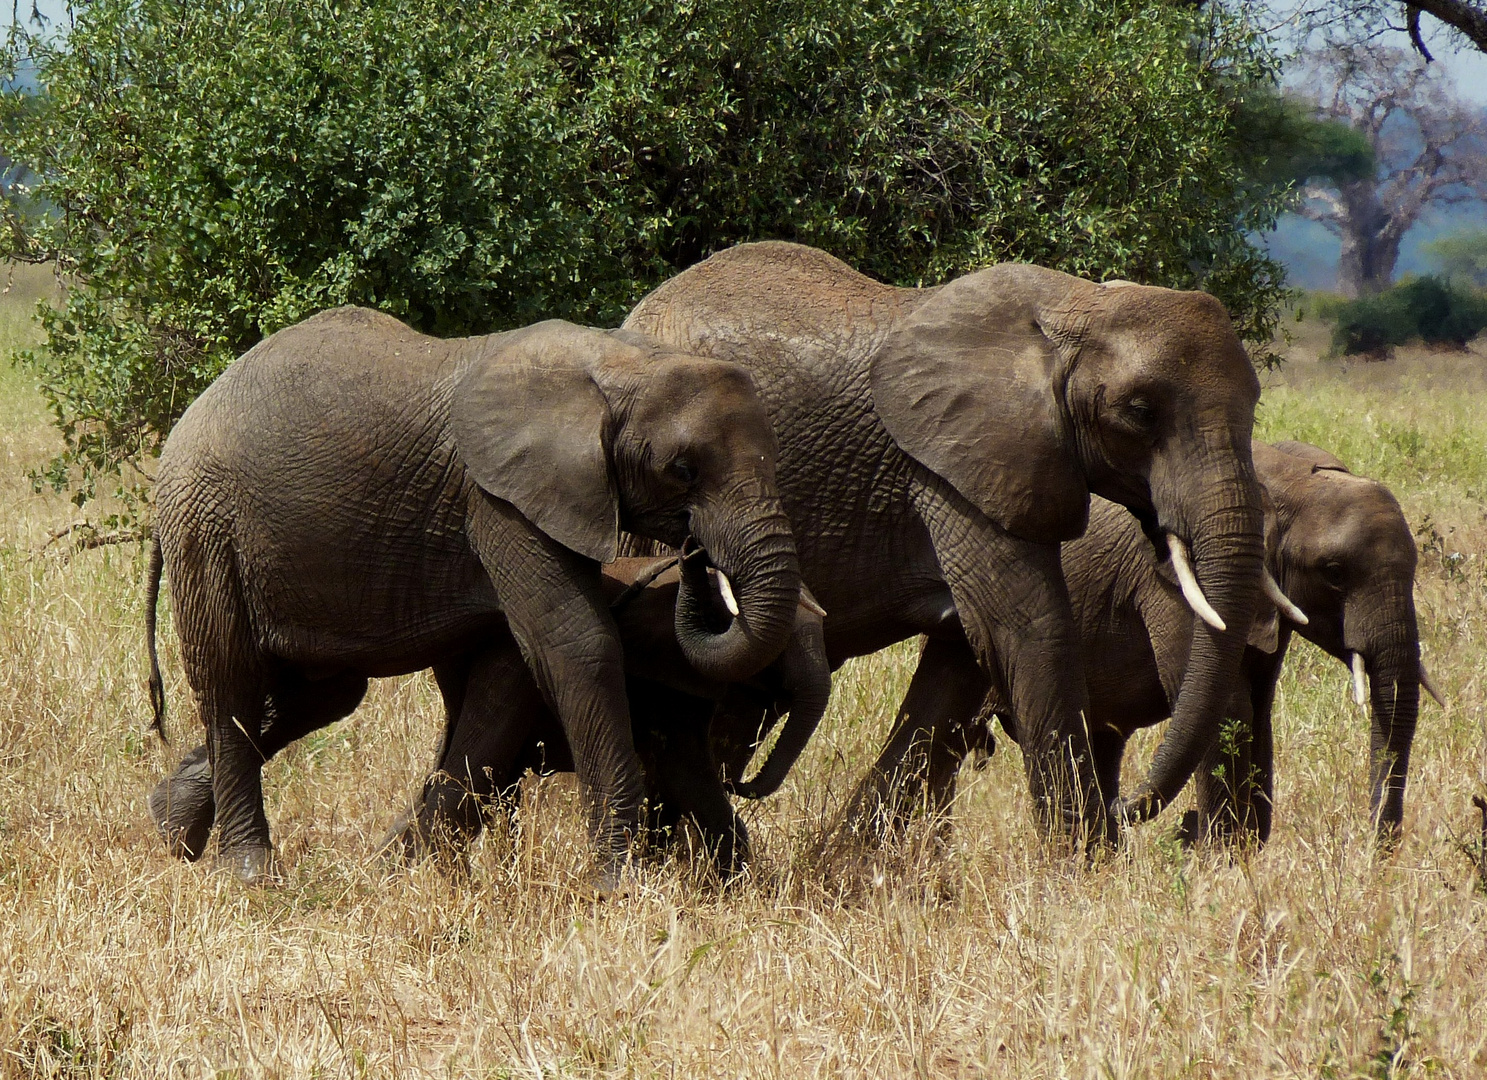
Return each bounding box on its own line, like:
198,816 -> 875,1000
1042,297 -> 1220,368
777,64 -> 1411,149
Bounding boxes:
1,268 -> 1484,1078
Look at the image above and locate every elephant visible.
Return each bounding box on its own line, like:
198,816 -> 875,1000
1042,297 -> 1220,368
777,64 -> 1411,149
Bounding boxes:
379,554 -> 831,874
623,242 -> 1267,845
149,554 -> 830,878
145,308 -> 801,885
891,439 -> 1439,846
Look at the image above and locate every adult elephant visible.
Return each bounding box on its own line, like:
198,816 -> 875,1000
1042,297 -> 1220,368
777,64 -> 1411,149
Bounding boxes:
624,242 -> 1266,843
915,440 -> 1439,845
147,309 -> 800,885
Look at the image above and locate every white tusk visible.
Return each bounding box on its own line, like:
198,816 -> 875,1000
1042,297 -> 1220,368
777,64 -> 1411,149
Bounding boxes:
716,571 -> 740,617
1166,534 -> 1226,632
1262,569 -> 1309,625
797,588 -> 827,619
1419,660 -> 1445,707
1352,652 -> 1368,708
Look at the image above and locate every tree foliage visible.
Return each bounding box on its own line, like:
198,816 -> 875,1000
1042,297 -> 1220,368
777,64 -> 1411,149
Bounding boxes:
1231,88 -> 1375,190
1,0 -> 1293,508
1424,229 -> 1487,287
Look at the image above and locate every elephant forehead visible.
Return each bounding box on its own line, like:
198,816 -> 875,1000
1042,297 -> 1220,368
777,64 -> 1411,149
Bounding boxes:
1291,481 -> 1415,563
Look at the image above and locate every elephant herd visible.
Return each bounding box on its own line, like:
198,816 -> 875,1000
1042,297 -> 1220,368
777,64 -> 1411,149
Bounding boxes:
142,241 -> 1439,889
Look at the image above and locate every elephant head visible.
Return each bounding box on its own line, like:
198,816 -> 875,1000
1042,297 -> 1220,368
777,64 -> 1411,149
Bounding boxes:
869,265 -> 1266,823
1257,440 -> 1432,841
452,322 -> 801,683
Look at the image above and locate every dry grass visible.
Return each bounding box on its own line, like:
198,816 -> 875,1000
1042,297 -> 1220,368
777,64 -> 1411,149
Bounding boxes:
1,280 -> 1484,1077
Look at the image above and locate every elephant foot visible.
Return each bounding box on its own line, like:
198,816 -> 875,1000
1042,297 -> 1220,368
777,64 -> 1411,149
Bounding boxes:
375,808 -> 421,863
590,857 -> 636,900
375,808 -> 473,877
215,844 -> 278,885
1174,809 -> 1203,848
147,744 -> 215,861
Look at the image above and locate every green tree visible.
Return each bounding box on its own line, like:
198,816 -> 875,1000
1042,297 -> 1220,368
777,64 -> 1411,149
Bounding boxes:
1,0 -> 1293,510
1424,230 -> 1487,287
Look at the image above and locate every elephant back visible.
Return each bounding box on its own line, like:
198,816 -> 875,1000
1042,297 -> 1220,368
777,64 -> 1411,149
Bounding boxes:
626,241 -> 927,362
159,306 -> 458,491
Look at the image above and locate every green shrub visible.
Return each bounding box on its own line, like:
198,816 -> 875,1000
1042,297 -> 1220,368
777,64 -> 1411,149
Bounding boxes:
1,0 -> 1291,510
1331,277 -> 1487,357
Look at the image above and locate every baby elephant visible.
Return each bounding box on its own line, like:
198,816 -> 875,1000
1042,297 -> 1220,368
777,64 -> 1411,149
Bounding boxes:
151,556 -> 830,878
382,554 -> 830,876
929,440 -> 1439,844
147,308 -> 801,885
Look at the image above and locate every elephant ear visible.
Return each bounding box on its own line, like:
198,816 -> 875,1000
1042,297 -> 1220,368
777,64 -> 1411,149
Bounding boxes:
869,264 -> 1093,542
452,321 -> 620,563
1272,440 -> 1351,474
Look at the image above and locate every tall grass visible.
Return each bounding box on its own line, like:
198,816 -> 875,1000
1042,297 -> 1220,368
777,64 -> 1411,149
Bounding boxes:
0,287 -> 1484,1076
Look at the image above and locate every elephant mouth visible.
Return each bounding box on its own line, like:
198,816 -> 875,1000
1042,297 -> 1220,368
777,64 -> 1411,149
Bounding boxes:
1164,532 -> 1305,633
1343,649 -> 1444,710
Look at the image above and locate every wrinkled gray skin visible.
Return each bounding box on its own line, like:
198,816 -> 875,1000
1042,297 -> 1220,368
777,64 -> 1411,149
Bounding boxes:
381,556 -> 831,875
150,556 -> 830,878
624,242 -> 1265,844
914,440 -> 1428,845
148,309 -> 800,885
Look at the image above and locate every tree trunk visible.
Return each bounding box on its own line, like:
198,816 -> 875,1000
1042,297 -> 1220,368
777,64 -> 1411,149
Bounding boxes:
1334,181 -> 1401,298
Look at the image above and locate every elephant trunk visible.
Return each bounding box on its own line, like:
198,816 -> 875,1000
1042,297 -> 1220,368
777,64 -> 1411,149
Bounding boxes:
1352,586 -> 1421,843
728,615 -> 832,800
1124,487 -> 1264,821
674,489 -> 801,683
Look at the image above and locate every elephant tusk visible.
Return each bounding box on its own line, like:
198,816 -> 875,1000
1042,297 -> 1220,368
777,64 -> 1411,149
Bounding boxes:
798,587 -> 827,619
716,570 -> 740,617
1352,652 -> 1368,708
1166,534 -> 1226,633
1262,569 -> 1309,625
1419,660 -> 1446,707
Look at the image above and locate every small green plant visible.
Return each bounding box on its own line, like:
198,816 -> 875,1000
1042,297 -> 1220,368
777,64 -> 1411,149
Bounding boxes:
1364,953 -> 1442,1078
1330,277 -> 1487,357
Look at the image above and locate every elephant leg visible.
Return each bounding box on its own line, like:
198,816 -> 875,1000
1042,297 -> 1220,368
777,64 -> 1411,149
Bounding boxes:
1090,728 -> 1127,816
466,497 -> 645,886
394,643 -> 547,865
203,674 -> 272,882
910,474 -> 1107,846
633,681 -> 749,878
840,634 -> 990,842
149,670 -> 368,861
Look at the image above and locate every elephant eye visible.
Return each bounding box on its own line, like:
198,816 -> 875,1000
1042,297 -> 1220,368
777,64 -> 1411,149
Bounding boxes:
1320,559 -> 1347,588
1123,396 -> 1157,430
669,457 -> 698,485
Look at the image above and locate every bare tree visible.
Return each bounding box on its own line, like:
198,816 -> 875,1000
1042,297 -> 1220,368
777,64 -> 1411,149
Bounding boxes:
1295,45 -> 1487,296
1280,0 -> 1487,57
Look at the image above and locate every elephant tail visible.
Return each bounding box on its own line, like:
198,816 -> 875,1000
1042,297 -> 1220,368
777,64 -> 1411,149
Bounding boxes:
146,535 -> 168,743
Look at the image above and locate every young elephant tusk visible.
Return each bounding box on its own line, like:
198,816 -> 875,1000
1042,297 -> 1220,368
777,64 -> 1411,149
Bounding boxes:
798,587 -> 827,619
715,570 -> 740,617
1352,652 -> 1368,708
1262,569 -> 1309,625
1167,534 -> 1227,632
1419,660 -> 1446,707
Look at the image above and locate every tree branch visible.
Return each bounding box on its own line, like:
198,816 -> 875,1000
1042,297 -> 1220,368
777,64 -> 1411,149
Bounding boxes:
1407,0 -> 1487,54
